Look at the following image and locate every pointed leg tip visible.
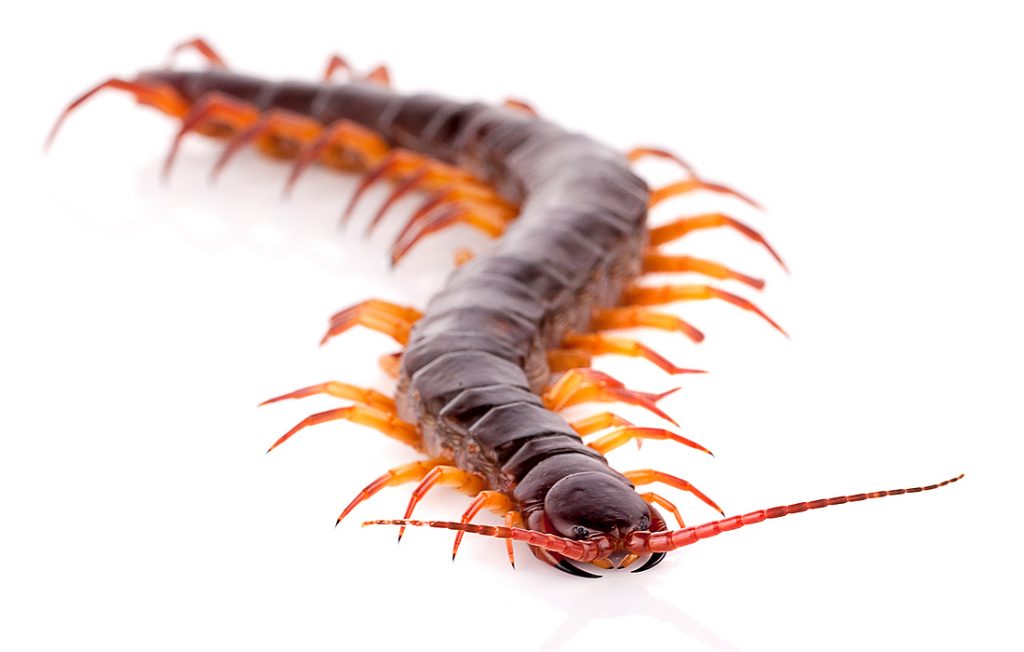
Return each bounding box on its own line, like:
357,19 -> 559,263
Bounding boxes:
655,387 -> 682,401
670,367 -> 706,375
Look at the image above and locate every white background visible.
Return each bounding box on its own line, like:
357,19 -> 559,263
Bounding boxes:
2,2 -> 1021,651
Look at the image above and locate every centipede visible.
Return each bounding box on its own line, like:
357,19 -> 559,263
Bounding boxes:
47,38 -> 962,577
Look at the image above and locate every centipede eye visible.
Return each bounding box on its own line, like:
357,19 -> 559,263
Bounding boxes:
637,515 -> 650,531
572,526 -> 590,539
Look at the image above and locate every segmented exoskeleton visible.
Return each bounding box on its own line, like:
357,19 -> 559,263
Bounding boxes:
48,39 -> 961,577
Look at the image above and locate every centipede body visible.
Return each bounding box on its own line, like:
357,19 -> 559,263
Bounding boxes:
45,38 -> 963,578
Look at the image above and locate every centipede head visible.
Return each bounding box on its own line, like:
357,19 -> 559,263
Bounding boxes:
535,472 -> 659,576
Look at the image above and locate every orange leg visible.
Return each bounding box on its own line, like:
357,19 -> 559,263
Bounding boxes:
589,426 -> 713,457
649,213 -> 786,271
397,466 -> 487,541
321,299 -> 422,346
390,189 -> 515,252
591,307 -> 705,343
404,184 -> 511,229
649,177 -> 762,211
390,203 -> 512,266
569,411 -> 635,436
623,469 -> 724,516
452,491 -> 515,563
626,146 -> 697,177
547,348 -> 593,373
640,491 -> 687,528
642,251 -> 765,290
328,298 -> 422,327
209,110 -> 322,180
561,332 -> 705,375
162,93 -> 260,180
322,54 -> 353,81
503,98 -> 539,116
542,368 -> 680,426
284,119 -> 389,194
342,150 -> 433,223
623,284 -> 787,336
364,64 -> 391,87
45,77 -> 189,151
364,166 -> 430,235
259,381 -> 395,413
267,404 -> 419,453
570,411 -> 641,450
335,458 -> 446,525
166,37 -> 228,68
379,352 -> 403,379
365,162 -> 495,237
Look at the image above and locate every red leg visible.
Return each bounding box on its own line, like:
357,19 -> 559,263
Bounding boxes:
649,213 -> 787,271
259,381 -> 395,413
283,119 -> 389,194
623,283 -> 787,336
166,37 -> 228,68
542,368 -> 681,426
642,251 -> 765,290
162,93 -> 260,181
45,77 -> 189,151
591,307 -> 705,343
640,492 -> 687,528
267,405 -> 419,453
589,426 -> 713,457
390,203 -> 511,266
321,299 -> 422,346
341,150 -> 429,224
364,167 -> 430,236
623,469 -> 724,516
390,184 -> 514,248
649,177 -> 762,210
451,491 -> 515,563
561,332 -> 705,375
503,98 -> 539,116
335,458 -> 445,525
209,110 -> 322,181
397,466 -> 486,541
364,64 -> 391,87
626,146 -> 697,177
323,54 -> 353,81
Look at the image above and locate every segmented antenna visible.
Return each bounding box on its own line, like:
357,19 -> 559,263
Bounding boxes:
627,474 -> 963,554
